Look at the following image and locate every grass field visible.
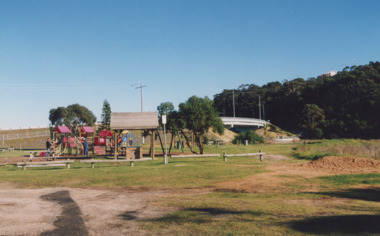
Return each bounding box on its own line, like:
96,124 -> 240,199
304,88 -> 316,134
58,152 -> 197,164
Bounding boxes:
1,141 -> 379,235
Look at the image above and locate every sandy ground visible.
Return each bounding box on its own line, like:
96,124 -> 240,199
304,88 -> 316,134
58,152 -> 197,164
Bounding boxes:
0,185 -> 210,236
1,155 -> 379,235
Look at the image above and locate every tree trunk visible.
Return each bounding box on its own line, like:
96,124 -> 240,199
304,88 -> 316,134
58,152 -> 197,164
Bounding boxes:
180,130 -> 197,154
194,133 -> 204,154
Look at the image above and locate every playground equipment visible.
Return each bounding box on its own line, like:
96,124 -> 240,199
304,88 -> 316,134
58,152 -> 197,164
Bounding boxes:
52,126 -> 95,156
52,126 -> 71,156
79,126 -> 95,155
94,130 -> 114,155
117,130 -> 142,159
110,112 -> 159,159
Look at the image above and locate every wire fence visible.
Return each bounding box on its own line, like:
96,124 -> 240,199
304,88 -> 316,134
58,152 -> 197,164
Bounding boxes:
1,130 -> 50,147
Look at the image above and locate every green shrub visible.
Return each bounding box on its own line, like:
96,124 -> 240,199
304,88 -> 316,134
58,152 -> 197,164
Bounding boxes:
232,130 -> 264,144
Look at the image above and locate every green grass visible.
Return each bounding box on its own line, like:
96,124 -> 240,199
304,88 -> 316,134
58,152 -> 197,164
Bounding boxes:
1,142 -> 380,235
0,150 -> 31,158
141,190 -> 380,235
0,156 -> 266,188
319,173 -> 380,186
203,142 -> 297,157
293,139 -> 380,160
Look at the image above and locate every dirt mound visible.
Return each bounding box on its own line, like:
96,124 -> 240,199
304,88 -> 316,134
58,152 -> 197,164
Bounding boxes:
297,156 -> 380,173
204,128 -> 237,143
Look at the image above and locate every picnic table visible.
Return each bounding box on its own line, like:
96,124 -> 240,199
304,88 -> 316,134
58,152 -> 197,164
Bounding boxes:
213,140 -> 224,147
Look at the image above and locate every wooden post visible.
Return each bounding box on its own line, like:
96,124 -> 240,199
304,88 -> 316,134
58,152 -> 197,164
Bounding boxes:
91,159 -> 95,168
130,161 -> 134,167
66,159 -> 70,169
259,150 -> 263,162
150,130 -> 155,159
223,152 -> 227,162
114,131 -> 118,160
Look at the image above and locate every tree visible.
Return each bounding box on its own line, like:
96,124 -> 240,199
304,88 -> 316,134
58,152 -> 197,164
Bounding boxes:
97,99 -> 112,133
157,102 -> 175,126
233,130 -> 264,144
175,96 -> 224,154
49,104 -> 97,134
300,104 -> 326,139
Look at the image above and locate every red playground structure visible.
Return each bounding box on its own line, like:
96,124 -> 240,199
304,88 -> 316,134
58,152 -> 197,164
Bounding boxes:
94,130 -> 114,155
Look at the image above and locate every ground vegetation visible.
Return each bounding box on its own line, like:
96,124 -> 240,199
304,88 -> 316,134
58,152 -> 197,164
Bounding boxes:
214,61 -> 380,139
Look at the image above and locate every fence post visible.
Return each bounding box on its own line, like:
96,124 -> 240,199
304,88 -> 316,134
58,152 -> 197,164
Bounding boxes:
223,152 -> 227,162
66,159 -> 70,169
259,150 -> 263,162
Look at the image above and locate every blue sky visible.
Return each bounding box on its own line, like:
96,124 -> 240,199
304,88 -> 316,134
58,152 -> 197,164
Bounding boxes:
1,0 -> 379,128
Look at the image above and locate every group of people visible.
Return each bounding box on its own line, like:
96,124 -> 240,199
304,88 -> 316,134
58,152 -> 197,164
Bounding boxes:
45,137 -> 89,158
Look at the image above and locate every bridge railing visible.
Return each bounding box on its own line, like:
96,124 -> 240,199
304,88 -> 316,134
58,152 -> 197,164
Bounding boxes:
220,117 -> 269,127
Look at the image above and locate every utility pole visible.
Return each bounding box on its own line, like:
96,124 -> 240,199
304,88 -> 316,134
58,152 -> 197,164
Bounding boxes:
135,82 -> 146,112
136,82 -> 147,144
262,104 -> 265,121
232,89 -> 235,118
258,95 -> 261,120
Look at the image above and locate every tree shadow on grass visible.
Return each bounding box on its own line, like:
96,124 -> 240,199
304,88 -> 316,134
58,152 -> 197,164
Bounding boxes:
311,187 -> 380,202
185,207 -> 261,216
290,187 -> 380,234
120,211 -> 139,220
289,214 -> 380,235
292,153 -> 325,160
121,207 -> 262,224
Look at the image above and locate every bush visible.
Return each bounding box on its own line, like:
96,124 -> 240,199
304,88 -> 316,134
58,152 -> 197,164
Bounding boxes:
232,130 -> 264,144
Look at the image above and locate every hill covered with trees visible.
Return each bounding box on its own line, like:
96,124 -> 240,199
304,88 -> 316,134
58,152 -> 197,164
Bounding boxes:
213,61 -> 380,139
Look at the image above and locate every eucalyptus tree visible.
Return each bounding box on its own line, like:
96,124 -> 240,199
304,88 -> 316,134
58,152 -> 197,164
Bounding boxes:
49,104 -> 97,134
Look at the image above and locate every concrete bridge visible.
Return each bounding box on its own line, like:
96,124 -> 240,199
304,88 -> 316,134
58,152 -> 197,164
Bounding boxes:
220,117 -> 269,129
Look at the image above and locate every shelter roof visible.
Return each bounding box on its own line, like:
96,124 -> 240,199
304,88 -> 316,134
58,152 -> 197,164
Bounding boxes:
81,126 -> 94,133
55,126 -> 71,133
98,130 -> 113,137
110,112 -> 158,130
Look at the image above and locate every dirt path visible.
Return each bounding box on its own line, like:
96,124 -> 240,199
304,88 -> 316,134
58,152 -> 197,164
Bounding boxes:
0,185 -> 210,236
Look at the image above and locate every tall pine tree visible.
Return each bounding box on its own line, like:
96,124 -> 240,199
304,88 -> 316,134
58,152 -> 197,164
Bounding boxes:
97,99 -> 112,134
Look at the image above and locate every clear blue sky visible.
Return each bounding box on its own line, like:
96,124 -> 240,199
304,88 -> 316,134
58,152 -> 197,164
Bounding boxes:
1,0 -> 379,128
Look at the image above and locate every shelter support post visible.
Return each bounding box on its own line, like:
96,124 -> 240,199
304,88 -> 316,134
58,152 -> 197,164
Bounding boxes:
150,130 -> 155,159
114,132 -> 118,160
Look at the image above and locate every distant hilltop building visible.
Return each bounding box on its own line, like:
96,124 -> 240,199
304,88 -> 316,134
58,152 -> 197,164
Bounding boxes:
322,70 -> 337,77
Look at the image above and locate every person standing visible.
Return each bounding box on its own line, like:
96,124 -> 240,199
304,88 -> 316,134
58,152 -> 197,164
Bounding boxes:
83,138 -> 89,157
45,138 -> 51,159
